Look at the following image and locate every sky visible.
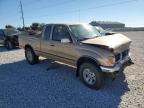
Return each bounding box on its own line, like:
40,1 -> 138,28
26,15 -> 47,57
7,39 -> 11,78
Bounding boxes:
0,0 -> 144,28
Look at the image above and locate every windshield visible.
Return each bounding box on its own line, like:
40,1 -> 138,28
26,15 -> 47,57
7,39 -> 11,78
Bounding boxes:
96,26 -> 107,33
69,24 -> 101,41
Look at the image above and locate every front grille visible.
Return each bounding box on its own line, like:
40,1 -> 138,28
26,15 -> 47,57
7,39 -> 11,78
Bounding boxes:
122,50 -> 129,59
115,49 -> 129,62
115,53 -> 121,62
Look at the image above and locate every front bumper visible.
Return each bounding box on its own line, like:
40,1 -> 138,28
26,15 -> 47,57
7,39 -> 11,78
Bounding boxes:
100,56 -> 131,73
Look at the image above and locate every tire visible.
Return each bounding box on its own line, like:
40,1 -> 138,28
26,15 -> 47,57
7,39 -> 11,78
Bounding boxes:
25,47 -> 39,65
79,62 -> 104,90
6,40 -> 14,50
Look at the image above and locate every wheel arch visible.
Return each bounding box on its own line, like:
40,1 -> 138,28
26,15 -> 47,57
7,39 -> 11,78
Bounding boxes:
25,44 -> 33,50
76,56 -> 101,77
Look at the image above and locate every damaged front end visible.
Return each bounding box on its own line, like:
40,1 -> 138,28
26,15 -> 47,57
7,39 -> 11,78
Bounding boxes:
81,33 -> 132,74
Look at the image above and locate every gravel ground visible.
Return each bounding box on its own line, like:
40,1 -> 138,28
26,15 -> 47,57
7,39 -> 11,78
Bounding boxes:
0,31 -> 144,108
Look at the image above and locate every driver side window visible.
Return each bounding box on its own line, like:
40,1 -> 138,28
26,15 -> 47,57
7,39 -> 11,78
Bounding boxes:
52,25 -> 71,42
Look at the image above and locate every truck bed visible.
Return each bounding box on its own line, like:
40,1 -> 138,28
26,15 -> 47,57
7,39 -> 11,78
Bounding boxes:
19,31 -> 41,51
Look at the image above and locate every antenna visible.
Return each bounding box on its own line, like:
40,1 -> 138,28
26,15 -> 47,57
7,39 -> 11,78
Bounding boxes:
20,1 -> 25,30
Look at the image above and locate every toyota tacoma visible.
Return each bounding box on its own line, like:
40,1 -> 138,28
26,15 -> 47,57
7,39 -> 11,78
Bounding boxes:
19,23 -> 132,89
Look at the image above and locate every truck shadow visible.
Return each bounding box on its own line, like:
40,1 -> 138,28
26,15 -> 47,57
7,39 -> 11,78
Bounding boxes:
0,59 -> 130,108
0,46 -> 20,52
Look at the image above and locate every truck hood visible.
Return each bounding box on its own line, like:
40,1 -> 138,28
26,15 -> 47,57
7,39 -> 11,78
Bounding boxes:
81,33 -> 132,53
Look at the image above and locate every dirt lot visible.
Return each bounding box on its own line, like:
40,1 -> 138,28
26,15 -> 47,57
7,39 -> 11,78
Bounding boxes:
0,31 -> 144,108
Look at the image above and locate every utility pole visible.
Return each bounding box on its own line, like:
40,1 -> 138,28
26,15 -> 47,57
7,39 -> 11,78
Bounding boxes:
20,1 -> 25,30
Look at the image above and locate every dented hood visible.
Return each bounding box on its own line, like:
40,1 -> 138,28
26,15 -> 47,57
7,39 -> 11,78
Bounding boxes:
81,33 -> 132,53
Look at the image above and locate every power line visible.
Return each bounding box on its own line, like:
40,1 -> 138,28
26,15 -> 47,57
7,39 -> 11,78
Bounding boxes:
25,0 -> 139,19
23,0 -> 77,11
22,0 -> 44,6
26,9 -> 79,19
1,0 -> 79,24
3,0 -> 139,25
85,0 -> 139,11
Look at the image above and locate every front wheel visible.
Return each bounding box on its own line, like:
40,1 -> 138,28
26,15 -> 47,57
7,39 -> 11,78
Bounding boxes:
79,63 -> 104,90
25,47 -> 39,65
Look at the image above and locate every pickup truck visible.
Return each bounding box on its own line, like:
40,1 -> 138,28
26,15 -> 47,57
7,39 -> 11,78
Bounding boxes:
19,23 -> 132,90
0,28 -> 19,49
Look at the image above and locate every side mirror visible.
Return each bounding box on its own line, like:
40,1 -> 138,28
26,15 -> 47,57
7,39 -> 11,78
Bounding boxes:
61,38 -> 71,43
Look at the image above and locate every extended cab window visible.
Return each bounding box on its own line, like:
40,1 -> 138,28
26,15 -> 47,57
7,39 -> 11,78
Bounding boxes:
52,25 -> 71,41
44,25 -> 52,40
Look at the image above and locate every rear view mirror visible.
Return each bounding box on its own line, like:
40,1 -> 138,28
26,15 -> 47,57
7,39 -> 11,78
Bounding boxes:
61,38 -> 71,43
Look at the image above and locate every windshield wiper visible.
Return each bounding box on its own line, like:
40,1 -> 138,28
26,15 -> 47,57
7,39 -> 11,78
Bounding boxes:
79,35 -> 100,41
79,38 -> 91,41
91,35 -> 99,39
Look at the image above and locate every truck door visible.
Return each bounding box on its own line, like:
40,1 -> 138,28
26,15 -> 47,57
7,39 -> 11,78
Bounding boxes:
40,25 -> 53,56
50,25 -> 77,65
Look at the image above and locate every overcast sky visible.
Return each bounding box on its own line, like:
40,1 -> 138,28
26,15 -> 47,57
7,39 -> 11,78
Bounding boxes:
0,0 -> 144,28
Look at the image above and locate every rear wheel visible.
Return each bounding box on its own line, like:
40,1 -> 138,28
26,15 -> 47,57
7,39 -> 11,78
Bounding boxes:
6,40 -> 14,50
25,47 -> 39,65
79,63 -> 104,90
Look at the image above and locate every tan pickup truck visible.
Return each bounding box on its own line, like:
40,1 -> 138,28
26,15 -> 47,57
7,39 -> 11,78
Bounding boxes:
19,23 -> 132,89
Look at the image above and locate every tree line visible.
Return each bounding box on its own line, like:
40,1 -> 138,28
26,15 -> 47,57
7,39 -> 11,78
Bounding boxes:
5,23 -> 46,31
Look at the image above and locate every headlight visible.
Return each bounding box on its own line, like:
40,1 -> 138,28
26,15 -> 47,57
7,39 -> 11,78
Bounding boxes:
108,56 -> 115,65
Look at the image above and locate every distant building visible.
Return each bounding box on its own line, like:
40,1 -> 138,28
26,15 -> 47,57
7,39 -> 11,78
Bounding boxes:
90,21 -> 125,29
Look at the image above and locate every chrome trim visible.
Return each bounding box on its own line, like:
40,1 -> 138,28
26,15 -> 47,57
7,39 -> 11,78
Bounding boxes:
100,56 -> 130,73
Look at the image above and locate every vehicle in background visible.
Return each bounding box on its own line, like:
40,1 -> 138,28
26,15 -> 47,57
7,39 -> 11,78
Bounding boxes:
0,28 -> 20,49
95,26 -> 115,36
19,23 -> 132,90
